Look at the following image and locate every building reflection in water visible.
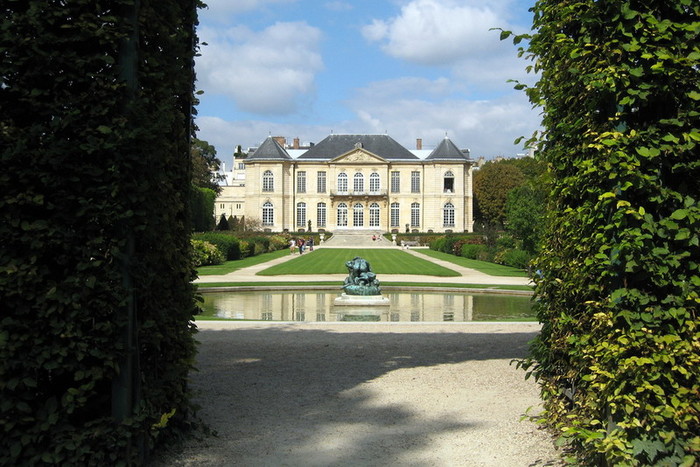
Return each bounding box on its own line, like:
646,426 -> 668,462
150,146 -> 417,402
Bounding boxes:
201,291 -> 533,322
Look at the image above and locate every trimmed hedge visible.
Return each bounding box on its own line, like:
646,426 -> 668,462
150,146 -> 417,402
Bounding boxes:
193,232 -> 242,260
1,2 -> 199,464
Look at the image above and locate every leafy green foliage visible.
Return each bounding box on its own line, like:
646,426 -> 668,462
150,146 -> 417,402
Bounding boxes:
191,240 -> 225,267
191,138 -> 222,193
505,185 -> 546,254
1,1 -> 200,463
508,0 -> 700,464
190,186 -> 216,232
473,161 -> 526,224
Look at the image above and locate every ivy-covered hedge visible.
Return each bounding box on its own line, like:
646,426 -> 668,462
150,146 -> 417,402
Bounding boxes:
1,1 -> 199,464
511,0 -> 699,464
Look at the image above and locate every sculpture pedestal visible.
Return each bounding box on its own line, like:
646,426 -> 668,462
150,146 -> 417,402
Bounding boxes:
333,293 -> 390,306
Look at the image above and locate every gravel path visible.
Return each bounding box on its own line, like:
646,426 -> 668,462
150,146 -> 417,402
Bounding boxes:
155,322 -> 562,466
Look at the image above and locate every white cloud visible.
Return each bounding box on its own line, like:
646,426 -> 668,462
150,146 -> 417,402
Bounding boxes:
362,0 -> 505,65
196,22 -> 324,115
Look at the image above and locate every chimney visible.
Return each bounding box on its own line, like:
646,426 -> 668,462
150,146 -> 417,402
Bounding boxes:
416,138 -> 422,150
273,136 -> 286,147
293,137 -> 300,149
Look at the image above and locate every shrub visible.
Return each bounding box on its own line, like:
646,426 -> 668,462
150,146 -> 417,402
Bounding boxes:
193,232 -> 241,260
501,249 -> 530,269
461,243 -> 488,259
191,240 -> 224,266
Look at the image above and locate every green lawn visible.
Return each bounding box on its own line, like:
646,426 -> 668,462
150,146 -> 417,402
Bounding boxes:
414,249 -> 529,277
257,248 -> 461,276
197,249 -> 290,275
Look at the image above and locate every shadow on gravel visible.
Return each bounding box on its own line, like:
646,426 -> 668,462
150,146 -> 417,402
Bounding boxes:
155,327 -> 539,466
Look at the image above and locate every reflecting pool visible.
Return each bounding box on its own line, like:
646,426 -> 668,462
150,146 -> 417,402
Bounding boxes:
198,290 -> 535,322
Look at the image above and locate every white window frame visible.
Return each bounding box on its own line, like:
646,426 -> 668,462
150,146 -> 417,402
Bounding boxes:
390,171 -> 400,193
317,171 -> 326,193
411,171 -> 420,193
443,202 -> 455,227
262,170 -> 274,192
353,203 -> 364,227
297,171 -> 306,193
411,202 -> 420,228
337,203 -> 348,227
390,202 -> 400,228
337,173 -> 348,193
317,202 -> 327,228
353,173 -> 364,193
297,202 -> 306,228
369,172 -> 380,193
369,202 -> 380,227
262,201 -> 273,226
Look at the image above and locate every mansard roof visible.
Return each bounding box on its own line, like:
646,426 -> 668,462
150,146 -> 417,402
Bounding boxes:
247,136 -> 292,161
425,136 -> 470,161
299,134 -> 419,161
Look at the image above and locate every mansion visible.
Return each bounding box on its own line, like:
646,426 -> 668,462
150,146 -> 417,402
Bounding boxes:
214,134 -> 474,233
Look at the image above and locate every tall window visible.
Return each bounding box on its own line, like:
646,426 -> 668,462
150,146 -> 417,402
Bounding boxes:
296,202 -> 306,228
262,170 -> 274,192
353,173 -> 364,193
411,171 -> 420,193
390,202 -> 400,227
317,202 -> 327,228
369,172 -> 380,193
369,203 -> 380,227
262,202 -> 274,226
411,202 -> 420,227
390,171 -> 400,193
353,203 -> 364,227
337,203 -> 348,227
296,171 -> 306,193
317,171 -> 326,193
443,202 -> 455,227
337,172 -> 348,193
443,170 -> 454,193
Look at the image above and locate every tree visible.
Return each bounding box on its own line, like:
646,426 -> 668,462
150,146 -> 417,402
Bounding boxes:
191,137 -> 222,193
473,160 -> 526,225
511,0 -> 699,464
216,213 -> 230,230
505,184 -> 546,254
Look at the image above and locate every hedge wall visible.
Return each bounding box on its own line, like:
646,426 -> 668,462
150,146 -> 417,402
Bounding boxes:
511,0 -> 699,464
1,1 -> 200,464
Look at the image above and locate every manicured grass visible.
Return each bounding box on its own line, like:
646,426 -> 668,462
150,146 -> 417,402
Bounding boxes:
414,249 -> 529,277
257,248 -> 461,276
197,249 -> 290,275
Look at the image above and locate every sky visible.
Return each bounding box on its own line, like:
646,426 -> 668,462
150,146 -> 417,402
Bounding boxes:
194,0 -> 540,168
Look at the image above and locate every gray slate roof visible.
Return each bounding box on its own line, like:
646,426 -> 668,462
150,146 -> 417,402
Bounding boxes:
299,134 -> 419,161
426,137 -> 470,160
247,136 -> 292,161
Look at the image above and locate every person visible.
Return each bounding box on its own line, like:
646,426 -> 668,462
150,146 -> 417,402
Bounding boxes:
289,238 -> 296,254
372,235 -> 376,241
297,238 -> 305,254
307,237 -> 314,251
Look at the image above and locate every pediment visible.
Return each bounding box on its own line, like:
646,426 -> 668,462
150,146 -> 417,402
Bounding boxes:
332,148 -> 387,164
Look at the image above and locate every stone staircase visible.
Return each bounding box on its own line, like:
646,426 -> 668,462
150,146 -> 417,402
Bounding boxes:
321,230 -> 395,247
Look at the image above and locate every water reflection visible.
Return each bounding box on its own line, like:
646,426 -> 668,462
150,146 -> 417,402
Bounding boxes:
198,290 -> 535,322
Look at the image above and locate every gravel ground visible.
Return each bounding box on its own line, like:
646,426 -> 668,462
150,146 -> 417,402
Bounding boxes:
154,321 -> 562,467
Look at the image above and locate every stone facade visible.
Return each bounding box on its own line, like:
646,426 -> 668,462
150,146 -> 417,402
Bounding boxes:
215,134 -> 474,233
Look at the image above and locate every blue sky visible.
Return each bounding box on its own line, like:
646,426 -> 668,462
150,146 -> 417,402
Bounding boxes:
195,0 -> 539,168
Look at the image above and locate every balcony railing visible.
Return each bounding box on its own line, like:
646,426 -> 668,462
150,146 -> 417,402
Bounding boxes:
330,189 -> 388,197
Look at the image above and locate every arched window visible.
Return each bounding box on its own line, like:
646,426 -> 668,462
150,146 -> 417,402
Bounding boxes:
262,202 -> 273,226
317,202 -> 327,228
262,170 -> 274,192
443,202 -> 455,227
353,203 -> 364,227
390,202 -> 400,228
411,202 -> 420,228
369,202 -> 380,227
337,172 -> 348,193
337,203 -> 348,227
296,202 -> 306,228
443,170 -> 455,193
369,172 -> 380,193
353,173 -> 364,193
